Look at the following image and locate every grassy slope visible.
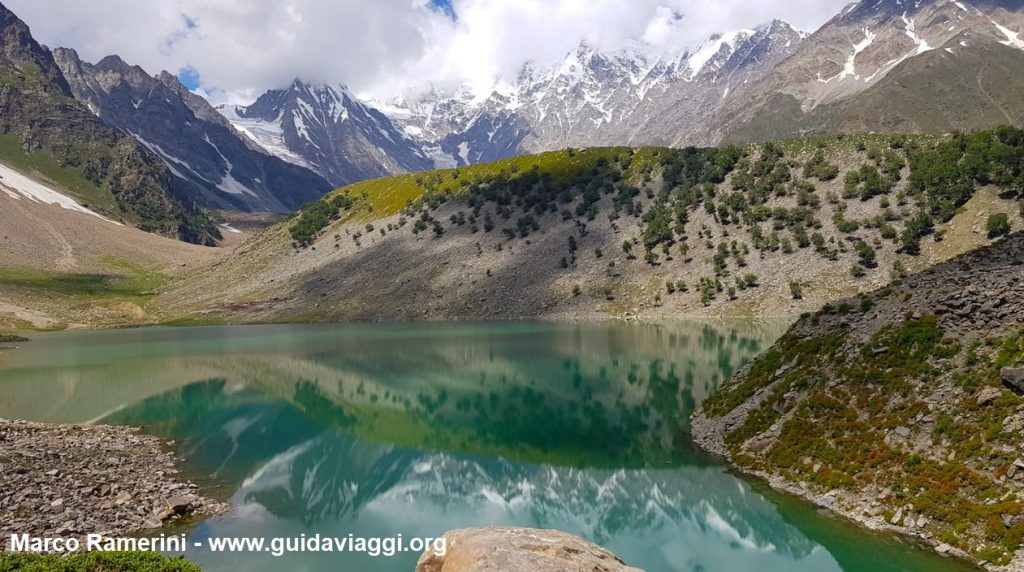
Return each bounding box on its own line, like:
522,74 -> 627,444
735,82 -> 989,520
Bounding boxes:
0,133 -> 119,214
332,147 -> 651,218
0,259 -> 168,331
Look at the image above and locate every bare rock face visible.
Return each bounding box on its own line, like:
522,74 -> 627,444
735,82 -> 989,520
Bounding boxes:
416,527 -> 643,572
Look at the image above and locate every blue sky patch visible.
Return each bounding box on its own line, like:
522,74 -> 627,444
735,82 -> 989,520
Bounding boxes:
177,66 -> 201,91
429,0 -> 456,20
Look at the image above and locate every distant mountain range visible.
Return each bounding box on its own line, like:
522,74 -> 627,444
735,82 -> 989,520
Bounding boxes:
218,0 -> 1024,177
2,0 -> 1023,223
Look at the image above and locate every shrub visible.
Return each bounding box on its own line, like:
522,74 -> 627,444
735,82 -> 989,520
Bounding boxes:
855,240 -> 877,268
790,281 -> 804,300
988,213 -> 1011,239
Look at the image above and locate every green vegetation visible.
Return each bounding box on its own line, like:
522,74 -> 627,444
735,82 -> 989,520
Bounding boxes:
902,127 -> 1024,251
988,213 -> 1011,239
0,552 -> 199,572
789,281 -> 804,300
710,294 -> 1024,565
0,264 -> 164,304
803,150 -> 839,181
289,194 -> 355,246
271,128 -> 1023,318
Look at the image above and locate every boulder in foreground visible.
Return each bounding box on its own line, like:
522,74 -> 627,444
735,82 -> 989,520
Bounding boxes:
416,527 -> 643,572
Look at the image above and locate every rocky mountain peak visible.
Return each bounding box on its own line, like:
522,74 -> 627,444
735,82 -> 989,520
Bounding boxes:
224,77 -> 434,186
0,2 -> 70,95
93,53 -> 133,72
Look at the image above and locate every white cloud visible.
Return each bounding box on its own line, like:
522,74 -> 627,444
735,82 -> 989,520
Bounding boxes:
6,0 -> 853,104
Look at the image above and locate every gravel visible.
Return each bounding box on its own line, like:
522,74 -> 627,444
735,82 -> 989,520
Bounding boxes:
0,419 -> 227,549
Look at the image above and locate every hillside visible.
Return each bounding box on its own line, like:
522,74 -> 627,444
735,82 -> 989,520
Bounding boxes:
691,232 -> 1024,568
0,164 -> 227,331
154,128 -> 1024,324
0,3 -> 218,244
722,36 -> 1024,143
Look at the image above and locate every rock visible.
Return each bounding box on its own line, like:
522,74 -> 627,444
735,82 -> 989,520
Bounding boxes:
141,518 -> 163,529
977,386 -> 1003,406
1002,514 -> 1023,528
890,507 -> 904,525
1,419 -> 227,543
1002,368 -> 1024,393
1004,413 -> 1024,434
936,543 -> 952,554
894,426 -> 912,438
165,495 -> 193,515
415,528 -> 643,572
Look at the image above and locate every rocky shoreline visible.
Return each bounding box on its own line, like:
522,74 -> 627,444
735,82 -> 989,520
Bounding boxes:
0,418 -> 228,549
691,234 -> 1024,571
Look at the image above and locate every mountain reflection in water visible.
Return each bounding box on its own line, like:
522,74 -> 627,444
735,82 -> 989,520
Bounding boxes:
0,321 -> 975,572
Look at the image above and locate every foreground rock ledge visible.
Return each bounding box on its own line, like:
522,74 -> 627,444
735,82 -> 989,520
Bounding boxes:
0,418 -> 227,547
416,527 -> 643,572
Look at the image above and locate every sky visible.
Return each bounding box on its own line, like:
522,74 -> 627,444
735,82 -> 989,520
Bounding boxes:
6,0 -> 854,105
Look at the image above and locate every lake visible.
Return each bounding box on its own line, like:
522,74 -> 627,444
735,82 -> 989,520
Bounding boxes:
0,321 -> 976,571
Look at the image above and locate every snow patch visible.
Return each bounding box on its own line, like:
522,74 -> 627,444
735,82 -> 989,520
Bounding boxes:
820,27 -> 875,83
0,162 -> 121,224
901,15 -> 933,55
686,29 -> 755,80
220,106 -> 311,169
994,22 -> 1024,50
132,132 -> 216,186
203,135 -> 257,197
422,144 -> 458,169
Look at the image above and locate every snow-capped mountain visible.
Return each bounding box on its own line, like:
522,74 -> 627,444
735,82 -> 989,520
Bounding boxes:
52,49 -> 332,213
709,0 -> 1024,141
220,0 -> 1024,185
220,80 -> 435,187
383,19 -> 806,164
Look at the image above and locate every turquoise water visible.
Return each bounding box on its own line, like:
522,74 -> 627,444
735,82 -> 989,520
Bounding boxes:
0,322 -> 976,571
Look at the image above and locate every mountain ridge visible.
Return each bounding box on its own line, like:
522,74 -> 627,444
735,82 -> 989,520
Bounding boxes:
52,48 -> 333,213
218,0 -> 1023,179
0,2 -> 219,244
